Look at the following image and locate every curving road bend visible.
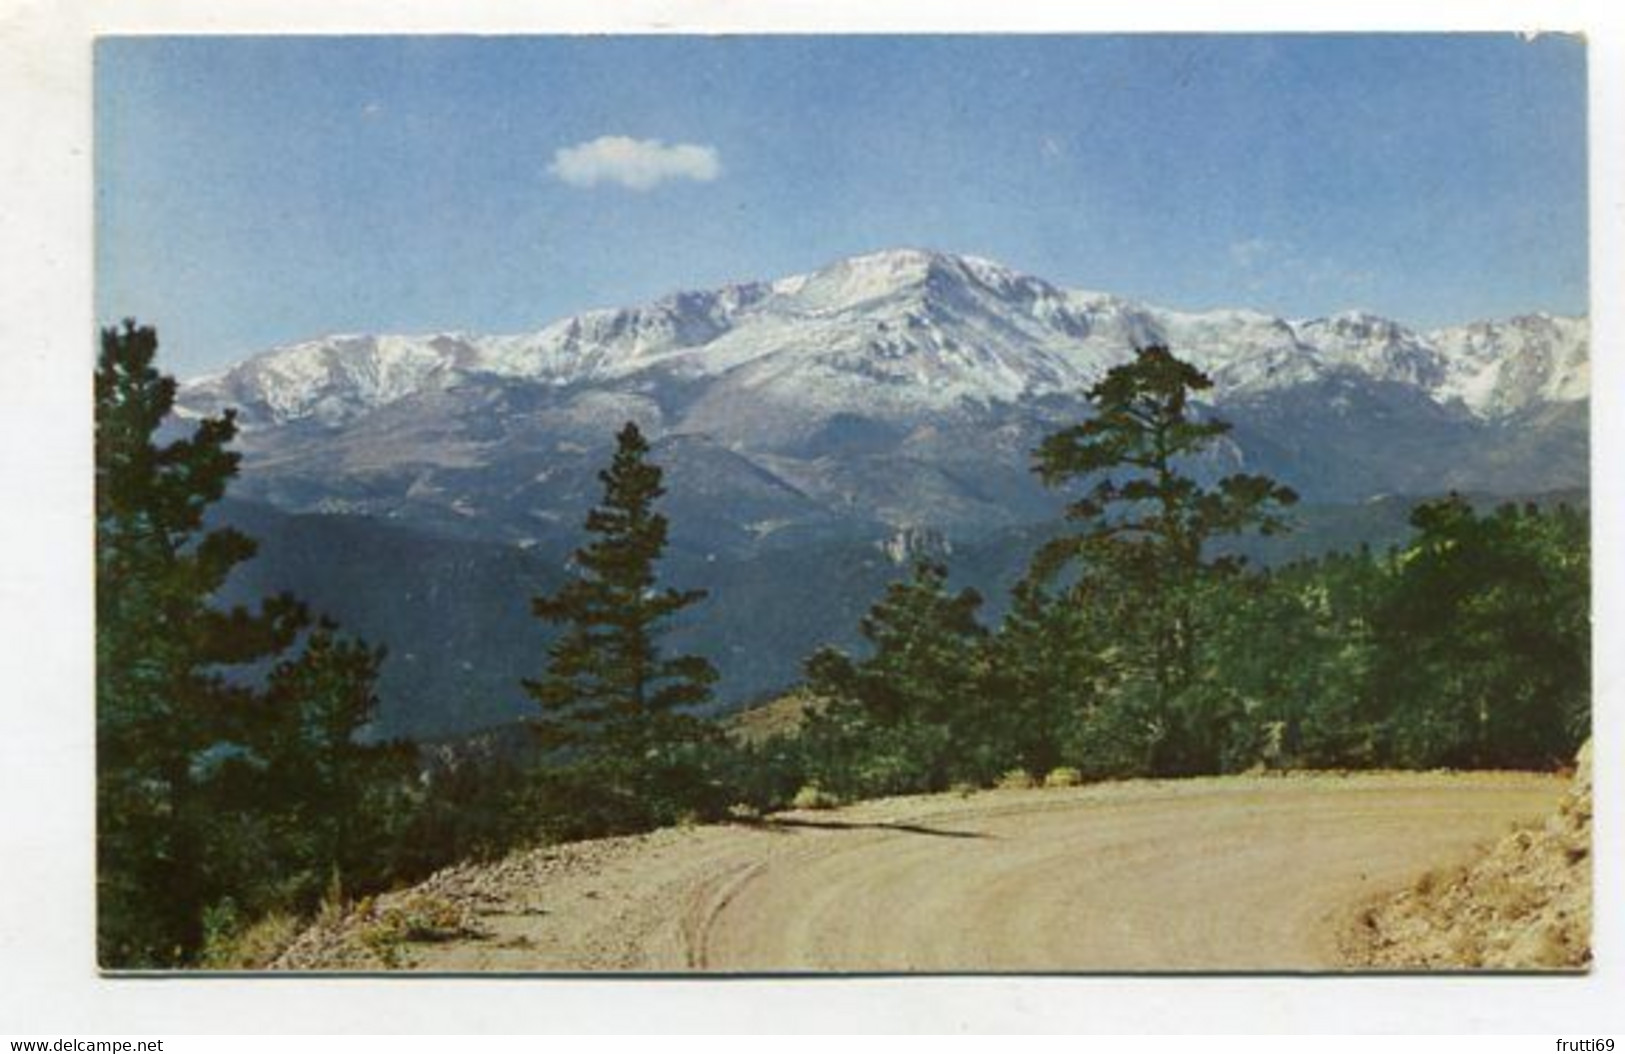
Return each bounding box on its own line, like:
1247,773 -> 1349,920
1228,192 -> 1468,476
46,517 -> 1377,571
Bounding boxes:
376,773 -> 1565,973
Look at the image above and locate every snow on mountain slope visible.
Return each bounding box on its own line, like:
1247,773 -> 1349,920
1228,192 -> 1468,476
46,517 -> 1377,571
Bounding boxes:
1429,313 -> 1590,417
182,252 -> 1589,736
1156,308 -> 1319,395
474,282 -> 779,382
182,333 -> 477,426
1291,311 -> 1448,391
179,249 -> 1588,431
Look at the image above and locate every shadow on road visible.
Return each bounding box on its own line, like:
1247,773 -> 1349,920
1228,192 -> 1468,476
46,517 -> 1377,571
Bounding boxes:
743,817 -> 992,840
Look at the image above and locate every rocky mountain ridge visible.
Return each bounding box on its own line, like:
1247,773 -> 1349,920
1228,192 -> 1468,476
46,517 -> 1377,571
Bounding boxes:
178,249 -> 1588,551
182,249 -> 1587,431
178,250 -> 1588,736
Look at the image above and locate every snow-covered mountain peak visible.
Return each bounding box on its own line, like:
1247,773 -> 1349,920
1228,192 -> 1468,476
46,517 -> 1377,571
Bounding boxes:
181,332 -> 475,426
1290,311 -> 1445,390
1304,309 -> 1404,333
178,250 -> 1588,430
766,248 -> 1049,318
1293,311 -> 1420,354
474,280 -> 778,381
1429,313 -> 1589,416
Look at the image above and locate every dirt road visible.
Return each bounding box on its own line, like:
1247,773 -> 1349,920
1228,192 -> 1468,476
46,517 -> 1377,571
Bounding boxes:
277,772 -> 1564,972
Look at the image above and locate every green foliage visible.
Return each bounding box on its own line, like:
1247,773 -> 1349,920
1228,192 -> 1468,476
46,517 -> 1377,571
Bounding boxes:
98,327 -> 1592,958
981,579 -> 1105,776
1180,499 -> 1589,774
96,321 -> 419,967
708,735 -> 809,816
770,347 -> 1586,798
1057,675 -> 1163,780
524,421 -> 725,834
1200,550 -> 1387,770
248,624 -> 421,904
389,752 -> 534,876
355,893 -> 478,969
198,904 -> 304,970
1373,496 -> 1589,769
805,560 -> 987,728
526,422 -> 717,730
97,321 -> 304,966
790,783 -> 841,810
995,768 -> 1037,790
798,559 -> 995,797
1029,345 -> 1297,776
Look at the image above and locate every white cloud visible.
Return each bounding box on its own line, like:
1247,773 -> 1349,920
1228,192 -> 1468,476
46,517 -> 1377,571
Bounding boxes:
548,135 -> 721,191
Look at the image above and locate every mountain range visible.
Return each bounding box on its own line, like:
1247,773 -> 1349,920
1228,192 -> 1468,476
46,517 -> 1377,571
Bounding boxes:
180,249 -> 1589,736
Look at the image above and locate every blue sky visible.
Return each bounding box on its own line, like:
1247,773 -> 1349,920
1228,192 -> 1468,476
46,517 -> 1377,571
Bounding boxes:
96,34 -> 1589,379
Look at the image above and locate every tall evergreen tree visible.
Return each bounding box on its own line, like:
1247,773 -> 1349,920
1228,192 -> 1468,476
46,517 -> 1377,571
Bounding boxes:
1031,345 -> 1298,774
802,559 -> 991,794
983,578 -> 1105,775
524,422 -> 720,828
96,321 -> 307,965
97,321 -> 407,965
254,622 -> 417,902
806,559 -> 986,728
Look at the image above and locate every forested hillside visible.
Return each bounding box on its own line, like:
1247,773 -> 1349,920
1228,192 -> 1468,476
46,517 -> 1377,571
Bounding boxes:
182,251 -> 1590,738
97,323 -> 1589,969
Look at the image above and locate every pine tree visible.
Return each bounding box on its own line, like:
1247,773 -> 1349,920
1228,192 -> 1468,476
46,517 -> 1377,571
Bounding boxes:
983,578 -> 1105,775
96,321 -> 307,965
254,621 -> 416,901
806,559 -> 985,727
1030,345 -> 1297,774
802,559 -> 990,793
97,321 -> 408,964
524,422 -> 720,828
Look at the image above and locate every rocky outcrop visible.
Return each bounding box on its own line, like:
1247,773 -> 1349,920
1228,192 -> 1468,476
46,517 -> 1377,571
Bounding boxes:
1347,742 -> 1592,970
